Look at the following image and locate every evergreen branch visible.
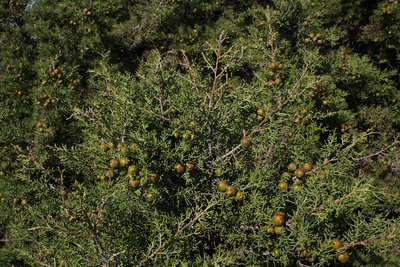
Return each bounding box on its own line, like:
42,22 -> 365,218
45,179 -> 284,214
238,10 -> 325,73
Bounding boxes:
154,96 -> 170,122
175,202 -> 216,236
143,108 -> 170,122
208,46 -> 221,109
92,227 -> 109,266
108,250 -> 126,264
201,50 -> 214,71
11,145 -> 60,187
355,140 -> 400,161
120,119 -> 129,144
156,0 -> 164,10
341,237 -> 377,251
203,33 -> 231,166
82,207 -> 109,266
217,63 -> 311,162
310,131 -> 379,173
29,240 -> 54,267
206,112 -> 214,164
266,8 -> 278,62
333,181 -> 376,204
180,50 -> 200,94
66,106 -> 106,130
218,144 -> 242,161
145,201 -> 218,263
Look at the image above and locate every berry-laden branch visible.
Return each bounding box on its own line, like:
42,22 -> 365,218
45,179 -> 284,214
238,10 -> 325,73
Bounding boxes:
216,63 -> 311,162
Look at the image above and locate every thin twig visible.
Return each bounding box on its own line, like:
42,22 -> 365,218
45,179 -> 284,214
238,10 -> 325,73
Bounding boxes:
355,140 -> 399,161
180,50 -> 200,94
120,119 -> 129,144
72,241 -> 85,251
108,250 -> 126,263
203,34 -> 232,166
341,238 -> 374,251
208,52 -> 220,109
156,0 -> 164,10
82,207 -> 109,266
266,10 -> 277,62
66,107 -> 106,130
92,228 -> 109,266
218,144 -> 242,161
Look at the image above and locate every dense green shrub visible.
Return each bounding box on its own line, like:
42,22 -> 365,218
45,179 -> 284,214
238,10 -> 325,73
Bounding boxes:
1,0 -> 399,266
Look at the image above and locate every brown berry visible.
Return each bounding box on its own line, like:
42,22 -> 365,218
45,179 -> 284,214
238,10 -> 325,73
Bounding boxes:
129,179 -> 140,189
272,212 -> 286,226
302,162 -> 313,171
106,169 -> 114,179
129,143 -> 138,152
185,161 -> 195,172
109,159 -> 119,169
175,162 -> 185,174
266,226 -> 275,235
149,172 -> 159,183
240,136 -> 251,148
127,165 -> 138,174
331,239 -> 343,249
274,226 -> 283,235
294,168 -> 305,178
235,190 -> 245,201
226,186 -> 237,197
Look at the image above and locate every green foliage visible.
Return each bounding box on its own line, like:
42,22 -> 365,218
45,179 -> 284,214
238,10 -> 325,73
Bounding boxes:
1,0 -> 400,266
